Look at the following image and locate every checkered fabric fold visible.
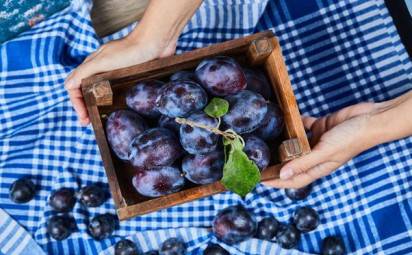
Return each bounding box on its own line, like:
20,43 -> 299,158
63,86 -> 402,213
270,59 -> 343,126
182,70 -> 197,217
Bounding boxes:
0,0 -> 411,254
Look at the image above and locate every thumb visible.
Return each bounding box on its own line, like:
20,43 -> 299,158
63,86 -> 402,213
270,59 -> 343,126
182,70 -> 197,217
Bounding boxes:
65,60 -> 98,91
279,148 -> 327,180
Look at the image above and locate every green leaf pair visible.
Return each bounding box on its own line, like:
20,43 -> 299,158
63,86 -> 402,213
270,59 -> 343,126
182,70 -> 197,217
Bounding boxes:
221,137 -> 261,197
204,97 -> 261,197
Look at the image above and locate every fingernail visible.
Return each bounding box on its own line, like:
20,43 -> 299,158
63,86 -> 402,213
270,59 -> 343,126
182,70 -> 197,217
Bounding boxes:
280,168 -> 294,180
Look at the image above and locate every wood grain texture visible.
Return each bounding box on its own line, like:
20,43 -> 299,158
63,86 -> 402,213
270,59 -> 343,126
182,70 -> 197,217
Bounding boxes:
81,31 -> 309,220
81,31 -> 274,87
117,164 -> 281,220
279,138 -> 302,162
82,86 -> 125,208
264,38 -> 311,157
247,37 -> 274,66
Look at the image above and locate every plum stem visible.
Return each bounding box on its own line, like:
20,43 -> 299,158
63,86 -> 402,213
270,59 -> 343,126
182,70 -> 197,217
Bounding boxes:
175,117 -> 244,146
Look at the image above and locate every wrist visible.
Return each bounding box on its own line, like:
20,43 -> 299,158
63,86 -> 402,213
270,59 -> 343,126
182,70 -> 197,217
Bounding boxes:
367,92 -> 412,146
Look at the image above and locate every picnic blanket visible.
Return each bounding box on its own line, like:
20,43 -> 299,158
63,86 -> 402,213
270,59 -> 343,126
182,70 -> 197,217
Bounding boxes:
1,0 -> 412,254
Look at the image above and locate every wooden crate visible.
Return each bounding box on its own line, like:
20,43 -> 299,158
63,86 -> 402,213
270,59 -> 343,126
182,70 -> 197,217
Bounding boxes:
81,31 -> 310,220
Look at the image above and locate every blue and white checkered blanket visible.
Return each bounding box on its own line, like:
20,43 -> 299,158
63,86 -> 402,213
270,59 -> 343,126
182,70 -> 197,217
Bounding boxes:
1,0 -> 411,254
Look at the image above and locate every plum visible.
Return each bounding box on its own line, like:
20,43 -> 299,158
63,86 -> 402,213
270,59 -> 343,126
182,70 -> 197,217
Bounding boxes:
195,56 -> 246,96
106,110 -> 147,160
285,185 -> 312,201
243,135 -> 270,171
132,166 -> 185,197
126,80 -> 164,118
203,244 -> 229,255
160,237 -> 186,255
255,217 -> 279,240
222,90 -> 268,134
129,128 -> 183,169
47,215 -> 76,240
243,68 -> 273,100
115,239 -> 140,255
179,112 -> 219,154
78,184 -> 106,207
143,251 -> 159,255
293,206 -> 320,233
49,188 -> 76,212
253,103 -> 283,141
170,71 -> 198,82
156,80 -> 208,118
9,178 -> 36,204
322,236 -> 346,255
158,115 -> 180,133
88,214 -> 117,240
275,224 -> 300,249
212,205 -> 257,244
182,151 -> 224,185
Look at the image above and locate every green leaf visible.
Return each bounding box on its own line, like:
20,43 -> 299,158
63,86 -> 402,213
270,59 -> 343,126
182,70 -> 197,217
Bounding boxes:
204,98 -> 229,118
221,138 -> 261,197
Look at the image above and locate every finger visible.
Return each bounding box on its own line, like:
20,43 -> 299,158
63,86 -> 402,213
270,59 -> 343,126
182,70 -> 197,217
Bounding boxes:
65,58 -> 101,90
279,148 -> 329,180
302,116 -> 317,130
68,88 -> 90,126
262,171 -> 315,189
263,161 -> 334,189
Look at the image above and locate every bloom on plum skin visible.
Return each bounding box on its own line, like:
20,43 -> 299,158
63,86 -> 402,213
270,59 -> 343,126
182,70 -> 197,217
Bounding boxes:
179,112 -> 219,154
196,56 -> 247,96
129,128 -> 183,169
182,151 -> 224,184
132,166 -> 185,197
156,80 -> 208,118
212,205 -> 257,244
126,80 -> 164,118
105,110 -> 147,161
222,90 -> 268,134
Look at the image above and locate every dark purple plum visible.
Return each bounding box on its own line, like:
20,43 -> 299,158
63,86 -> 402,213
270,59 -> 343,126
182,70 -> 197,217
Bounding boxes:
182,151 -> 224,184
129,128 -> 183,169
170,71 -> 198,82
160,237 -> 186,255
255,217 -> 279,240
275,224 -> 300,249
243,135 -> 270,171
9,178 -> 36,204
222,90 -> 268,134
88,214 -> 117,240
243,68 -> 273,100
212,205 -> 257,245
293,206 -> 319,232
47,215 -> 76,240
179,112 -> 219,154
195,56 -> 246,96
322,236 -> 346,255
106,110 -> 147,161
285,184 -> 312,201
78,184 -> 106,207
132,166 -> 184,197
49,188 -> 76,212
115,239 -> 140,255
126,80 -> 164,118
253,103 -> 283,141
156,80 -> 208,118
144,251 -> 159,255
158,115 -> 180,133
203,244 -> 230,255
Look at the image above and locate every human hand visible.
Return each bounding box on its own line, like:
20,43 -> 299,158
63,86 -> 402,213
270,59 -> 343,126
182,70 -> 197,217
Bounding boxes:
65,35 -> 176,126
263,102 -> 380,189
65,0 -> 203,126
